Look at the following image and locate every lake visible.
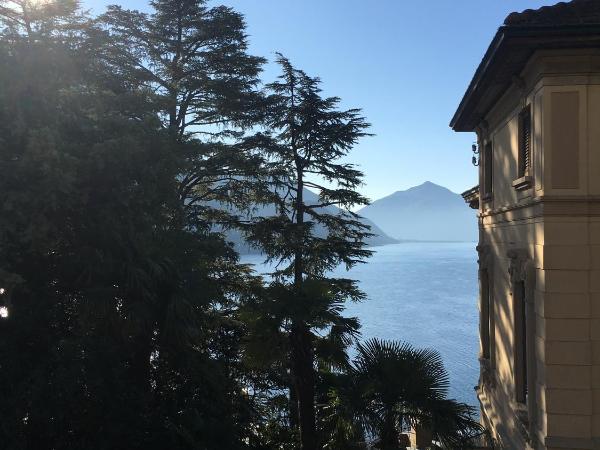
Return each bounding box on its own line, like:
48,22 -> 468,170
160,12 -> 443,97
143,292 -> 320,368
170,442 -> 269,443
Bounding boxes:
241,242 -> 480,407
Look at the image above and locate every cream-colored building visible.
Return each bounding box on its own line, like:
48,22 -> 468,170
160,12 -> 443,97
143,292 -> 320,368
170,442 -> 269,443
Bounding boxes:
451,1 -> 600,449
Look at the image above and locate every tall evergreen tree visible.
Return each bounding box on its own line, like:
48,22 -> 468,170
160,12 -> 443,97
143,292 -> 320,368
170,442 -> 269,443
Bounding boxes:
0,1 -> 262,448
0,2 -> 176,447
244,54 -> 372,450
94,5 -> 275,444
99,0 -> 267,214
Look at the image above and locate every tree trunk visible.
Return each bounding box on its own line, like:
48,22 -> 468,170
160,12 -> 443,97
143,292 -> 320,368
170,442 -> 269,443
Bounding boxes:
289,380 -> 299,428
290,165 -> 318,450
290,322 -> 317,450
380,410 -> 399,449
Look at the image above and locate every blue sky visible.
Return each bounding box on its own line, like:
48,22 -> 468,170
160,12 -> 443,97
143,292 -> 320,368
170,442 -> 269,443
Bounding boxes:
85,0 -> 556,201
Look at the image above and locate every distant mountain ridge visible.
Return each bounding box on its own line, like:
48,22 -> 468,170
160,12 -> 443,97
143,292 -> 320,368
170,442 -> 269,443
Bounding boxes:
357,181 -> 477,242
224,188 -> 398,254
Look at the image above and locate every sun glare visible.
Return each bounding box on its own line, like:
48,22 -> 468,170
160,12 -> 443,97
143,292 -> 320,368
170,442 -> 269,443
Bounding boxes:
8,0 -> 53,10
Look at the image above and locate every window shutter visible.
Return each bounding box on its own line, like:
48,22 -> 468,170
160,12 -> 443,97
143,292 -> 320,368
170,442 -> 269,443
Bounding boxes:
519,106 -> 532,177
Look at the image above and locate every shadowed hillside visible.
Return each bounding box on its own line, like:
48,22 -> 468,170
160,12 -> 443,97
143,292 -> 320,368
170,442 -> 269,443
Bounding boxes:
224,188 -> 398,254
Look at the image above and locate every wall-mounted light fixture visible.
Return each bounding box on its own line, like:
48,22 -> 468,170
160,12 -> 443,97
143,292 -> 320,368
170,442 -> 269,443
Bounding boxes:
471,143 -> 480,166
0,287 -> 6,318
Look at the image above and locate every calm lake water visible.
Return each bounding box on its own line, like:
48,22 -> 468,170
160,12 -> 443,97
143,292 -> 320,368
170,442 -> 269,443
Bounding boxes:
241,242 -> 479,407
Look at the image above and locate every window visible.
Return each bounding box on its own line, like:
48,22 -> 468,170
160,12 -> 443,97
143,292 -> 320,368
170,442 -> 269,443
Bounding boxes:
518,105 -> 532,178
514,281 -> 527,404
480,269 -> 492,360
483,143 -> 493,198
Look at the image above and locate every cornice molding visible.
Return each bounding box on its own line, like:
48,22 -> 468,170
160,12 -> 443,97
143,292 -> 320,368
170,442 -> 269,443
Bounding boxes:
480,195 -> 600,225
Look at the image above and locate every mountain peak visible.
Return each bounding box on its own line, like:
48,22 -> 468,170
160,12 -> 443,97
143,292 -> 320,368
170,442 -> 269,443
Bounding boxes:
412,181 -> 442,190
393,181 -> 453,196
358,182 -> 477,242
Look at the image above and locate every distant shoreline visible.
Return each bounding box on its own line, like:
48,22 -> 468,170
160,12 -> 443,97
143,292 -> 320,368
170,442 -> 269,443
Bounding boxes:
239,240 -> 478,256
386,240 -> 478,244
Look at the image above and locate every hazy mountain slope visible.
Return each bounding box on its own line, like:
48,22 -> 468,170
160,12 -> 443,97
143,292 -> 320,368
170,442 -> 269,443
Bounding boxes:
357,181 -> 477,242
221,188 -> 397,254
300,188 -> 398,246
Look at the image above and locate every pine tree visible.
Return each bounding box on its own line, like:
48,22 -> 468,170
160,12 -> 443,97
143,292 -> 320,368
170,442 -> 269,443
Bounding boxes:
0,2 -> 182,447
245,54 -> 372,450
96,1 -> 276,447
99,0 -> 267,214
0,1 -> 264,448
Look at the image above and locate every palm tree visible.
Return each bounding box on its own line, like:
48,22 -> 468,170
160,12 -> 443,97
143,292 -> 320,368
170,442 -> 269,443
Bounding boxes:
239,278 -> 363,447
325,339 -> 483,449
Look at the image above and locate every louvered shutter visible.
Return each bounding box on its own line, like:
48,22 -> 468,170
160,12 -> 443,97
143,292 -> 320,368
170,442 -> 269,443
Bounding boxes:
519,106 -> 532,177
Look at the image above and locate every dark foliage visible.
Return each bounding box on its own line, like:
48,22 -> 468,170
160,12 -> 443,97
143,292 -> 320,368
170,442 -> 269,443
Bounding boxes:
0,1 -> 260,449
0,2 -> 481,450
325,339 -> 484,449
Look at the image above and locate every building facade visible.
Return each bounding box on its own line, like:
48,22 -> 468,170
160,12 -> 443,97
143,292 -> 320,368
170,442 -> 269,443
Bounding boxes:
451,1 -> 600,449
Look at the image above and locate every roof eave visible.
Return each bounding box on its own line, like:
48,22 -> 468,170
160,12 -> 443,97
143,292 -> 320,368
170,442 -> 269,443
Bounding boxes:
449,27 -> 507,132
450,24 -> 600,133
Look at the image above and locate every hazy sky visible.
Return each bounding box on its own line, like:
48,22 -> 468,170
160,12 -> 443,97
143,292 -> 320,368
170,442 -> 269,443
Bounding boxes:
84,0 -> 556,201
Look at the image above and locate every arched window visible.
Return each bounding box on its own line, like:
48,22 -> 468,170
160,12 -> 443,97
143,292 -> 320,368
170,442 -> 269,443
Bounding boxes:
477,245 -> 495,375
514,280 -> 527,404
480,269 -> 492,360
508,248 -> 536,413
